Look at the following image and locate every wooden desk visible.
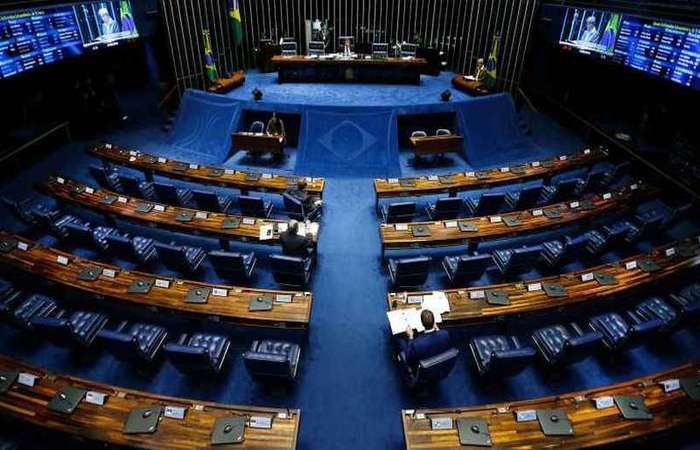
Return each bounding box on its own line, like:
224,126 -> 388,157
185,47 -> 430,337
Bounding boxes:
232,132 -> 285,158
451,74 -> 490,96
0,354 -> 300,449
88,143 -> 325,197
402,363 -> 700,450
373,147 -> 607,206
272,55 -> 428,84
42,177 -> 320,249
409,135 -> 464,157
379,180 -> 650,256
207,70 -> 246,94
387,236 -> 700,326
0,231 -> 312,329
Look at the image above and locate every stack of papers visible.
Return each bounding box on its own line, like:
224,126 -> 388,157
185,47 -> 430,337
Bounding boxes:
298,222 -> 319,237
259,224 -> 274,240
386,291 -> 450,335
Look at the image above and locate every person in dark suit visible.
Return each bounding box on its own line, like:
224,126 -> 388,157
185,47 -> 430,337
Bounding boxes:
285,179 -> 323,212
280,220 -> 314,258
396,310 -> 451,367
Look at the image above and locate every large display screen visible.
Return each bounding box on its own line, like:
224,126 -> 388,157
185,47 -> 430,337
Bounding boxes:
546,5 -> 699,90
0,1 -> 138,80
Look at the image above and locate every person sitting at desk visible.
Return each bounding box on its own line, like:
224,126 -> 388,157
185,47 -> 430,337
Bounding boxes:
396,310 -> 451,367
286,179 -> 323,211
280,219 -> 314,258
266,113 -> 286,139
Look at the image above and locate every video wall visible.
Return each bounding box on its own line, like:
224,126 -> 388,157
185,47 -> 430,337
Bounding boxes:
544,5 -> 699,91
0,1 -> 138,80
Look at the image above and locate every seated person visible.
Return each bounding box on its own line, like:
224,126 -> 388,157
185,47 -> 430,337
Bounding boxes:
280,219 -> 314,258
395,310 -> 451,367
266,113 -> 286,139
286,179 -> 323,211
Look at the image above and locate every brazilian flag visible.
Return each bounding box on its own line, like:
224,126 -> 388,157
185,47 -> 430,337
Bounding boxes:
203,29 -> 219,84
229,0 -> 242,45
483,34 -> 500,89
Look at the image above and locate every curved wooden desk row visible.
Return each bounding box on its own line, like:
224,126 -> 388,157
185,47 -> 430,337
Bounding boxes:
402,362 -> 700,450
388,236 -> 700,326
0,231 -> 312,329
380,180 -> 650,252
374,146 -> 607,200
43,177 -> 320,247
89,143 -> 325,196
0,354 -> 300,449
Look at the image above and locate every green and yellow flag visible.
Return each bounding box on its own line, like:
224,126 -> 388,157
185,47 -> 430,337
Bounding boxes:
229,0 -> 242,45
483,34 -> 500,89
203,29 -> 219,84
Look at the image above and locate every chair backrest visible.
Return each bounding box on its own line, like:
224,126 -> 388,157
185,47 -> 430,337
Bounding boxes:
412,347 -> 459,386
155,242 -> 185,267
105,233 -> 133,259
270,254 -> 306,273
395,256 -> 431,276
63,221 -> 95,247
165,344 -> 213,371
250,121 -> 265,133
283,192 -> 303,214
11,295 -> 57,329
552,178 -> 580,201
456,254 -> 491,276
475,192 -> 504,215
516,185 -> 543,208
509,245 -> 542,270
154,182 -> 179,204
372,42 -> 389,57
192,190 -> 220,211
89,165 -> 117,190
209,250 -> 246,273
435,129 -> 451,136
239,195 -> 265,213
387,202 -> 416,218
411,130 -> 427,138
400,43 -> 417,57
118,175 -> 143,197
434,197 -> 462,214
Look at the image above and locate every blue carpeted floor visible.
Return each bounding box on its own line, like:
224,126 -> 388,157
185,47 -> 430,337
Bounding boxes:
0,78 -> 699,449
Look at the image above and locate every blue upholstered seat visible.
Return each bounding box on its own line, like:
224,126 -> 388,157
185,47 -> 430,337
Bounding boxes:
105,233 -> 157,265
243,340 -> 302,380
117,174 -> 155,199
89,165 -> 122,191
92,226 -> 119,252
589,312 -> 663,351
401,347 -> 459,388
469,334 -> 536,376
50,214 -> 85,239
531,322 -> 602,366
442,253 -> 491,284
388,256 -> 431,288
269,254 -> 312,286
153,182 -> 193,206
208,250 -> 256,281
380,202 -> 416,223
465,192 -> 505,216
504,185 -> 543,210
10,294 -> 58,329
30,309 -> 108,347
426,197 -> 463,220
155,242 -> 206,274
670,283 -> 700,319
61,220 -> 96,249
492,245 -> 542,275
2,198 -> 58,227
192,189 -> 232,212
0,281 -> 23,318
635,297 -> 679,330
283,192 -> 321,221
250,121 -> 265,133
541,178 -> 584,203
98,320 -> 168,362
238,195 -> 273,218
165,333 -> 231,373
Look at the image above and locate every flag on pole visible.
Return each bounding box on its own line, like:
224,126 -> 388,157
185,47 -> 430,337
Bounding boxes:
119,0 -> 136,34
203,29 -> 219,84
229,0 -> 242,45
483,34 -> 500,89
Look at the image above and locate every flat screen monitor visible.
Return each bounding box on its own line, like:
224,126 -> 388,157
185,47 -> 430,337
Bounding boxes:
0,0 -> 139,80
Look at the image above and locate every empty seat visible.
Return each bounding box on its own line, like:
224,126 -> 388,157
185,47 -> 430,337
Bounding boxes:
2,197 -> 57,227
465,192 -> 505,216
9,294 -> 57,329
283,192 -> 321,221
249,121 -> 265,133
0,282 -> 24,318
542,178 -> 584,203
30,309 -> 108,347
98,320 -> 168,362
400,347 -> 459,388
531,322 -> 602,366
505,185 -> 543,210
670,283 -> 700,319
208,250 -> 256,281
61,220 -> 96,248
388,256 -> 431,288
436,129 -> 452,136
105,233 -> 157,265
635,297 -> 679,330
164,333 -> 231,373
380,202 -> 416,223
118,175 -> 155,199
492,245 -> 542,275
192,189 -> 232,213
587,221 -> 631,255
153,182 -> 193,207
469,334 -> 536,376
442,253 -> 491,285
426,197 -> 463,220
243,340 -> 302,380
625,211 -> 664,243
238,195 -> 273,218
50,214 -> 85,239
89,165 -> 122,191
29,205 -> 62,229
589,312 -> 663,351
155,242 -> 206,274
269,254 -> 312,287
411,130 -> 427,138
92,226 -> 119,252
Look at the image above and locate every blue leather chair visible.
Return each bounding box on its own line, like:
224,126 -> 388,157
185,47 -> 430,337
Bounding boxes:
238,195 -> 273,218
50,214 -> 86,239
400,347 -> 459,388
269,254 -> 312,286
492,245 -> 543,275
465,192 -> 505,216
91,226 -> 119,253
89,165 -> 122,191
154,182 -> 193,207
531,322 -> 602,366
504,185 -> 543,210
283,192 -> 321,221
1,197 -> 57,227
469,335 -> 536,376
589,312 -> 664,351
624,211 -> 664,243
670,283 -> 700,319
208,250 -> 256,281
98,320 -> 168,362
0,282 -> 23,318
106,233 -> 157,265
250,121 -> 265,133
426,197 -> 463,220
30,309 -> 108,347
634,297 -> 679,330
155,242 -> 206,274
388,256 -> 431,288
164,333 -> 231,373
586,222 -> 630,255
28,205 -> 62,230
243,340 -> 301,380
60,220 -> 96,249
192,189 -> 232,213
542,178 -> 584,203
380,202 -> 416,223
442,253 -> 491,284
118,174 -> 155,199
10,294 -> 58,329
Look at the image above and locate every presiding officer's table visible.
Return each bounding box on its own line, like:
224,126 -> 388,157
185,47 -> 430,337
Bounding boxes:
232,132 -> 285,158
272,55 -> 428,84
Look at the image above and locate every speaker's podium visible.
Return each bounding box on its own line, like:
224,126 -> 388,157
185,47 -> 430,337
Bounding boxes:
452,74 -> 490,97
232,132 -> 285,159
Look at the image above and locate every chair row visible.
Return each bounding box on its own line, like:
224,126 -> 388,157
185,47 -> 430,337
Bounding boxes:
470,285 -> 699,375
0,280 -> 302,379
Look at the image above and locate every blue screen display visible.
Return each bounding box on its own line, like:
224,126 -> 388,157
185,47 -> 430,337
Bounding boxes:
0,1 -> 138,80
